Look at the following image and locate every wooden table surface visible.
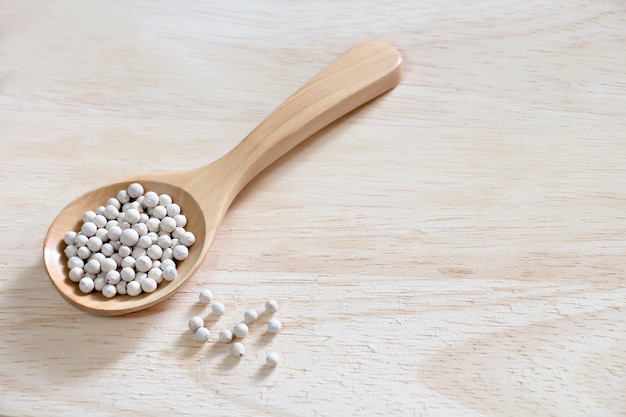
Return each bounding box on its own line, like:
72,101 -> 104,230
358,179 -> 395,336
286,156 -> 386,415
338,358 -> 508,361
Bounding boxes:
2,1 -> 625,416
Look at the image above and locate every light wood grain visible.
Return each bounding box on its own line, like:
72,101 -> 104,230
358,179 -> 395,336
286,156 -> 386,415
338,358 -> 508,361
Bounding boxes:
1,0 -> 626,416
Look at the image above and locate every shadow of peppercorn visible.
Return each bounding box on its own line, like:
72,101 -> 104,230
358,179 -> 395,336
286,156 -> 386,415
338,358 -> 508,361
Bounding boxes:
253,362 -> 276,382
171,331 -> 205,358
255,329 -> 278,347
218,350 -> 241,370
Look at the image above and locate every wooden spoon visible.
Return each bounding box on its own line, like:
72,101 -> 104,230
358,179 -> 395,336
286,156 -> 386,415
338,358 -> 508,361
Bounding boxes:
43,40 -> 402,316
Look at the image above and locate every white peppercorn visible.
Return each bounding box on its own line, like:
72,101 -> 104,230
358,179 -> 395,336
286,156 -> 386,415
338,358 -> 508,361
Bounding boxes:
141,278 -> 158,293
64,231 -> 77,245
120,228 -> 139,246
104,205 -> 119,220
171,227 -> 184,239
267,318 -> 282,334
94,275 -> 107,292
93,214 -> 107,229
126,280 -> 142,296
219,329 -> 233,343
161,247 -> 174,260
117,245 -> 131,257
132,222 -> 148,236
108,225 -> 123,241
63,243 -> 79,256
159,194 -> 172,206
100,226 -> 112,239
64,244 -> 78,258
135,255 -> 152,273
174,214 -> 187,227
243,309 -> 258,324
157,234 -> 172,249
152,205 -> 167,219
69,267 -> 85,282
117,189 -> 130,204
179,231 -> 196,247
74,234 -> 89,247
95,228 -> 109,242
100,258 -> 117,273
147,245 -> 163,260
146,217 -> 160,232
102,284 -> 117,298
230,342 -> 245,358
160,217 -> 176,233
101,243 -> 115,257
83,210 -> 96,223
90,252 -> 105,263
131,247 -> 146,259
265,352 -> 279,368
162,266 -> 177,281
142,191 -> 159,208
77,246 -> 91,259
106,270 -> 121,285
137,235 -> 152,249
115,281 -> 127,295
166,203 -> 181,217
161,259 -> 175,269
121,256 -> 136,269
212,302 -> 225,316
199,289 -> 213,304
127,183 -> 144,199
78,277 -> 94,293
195,327 -> 211,343
188,316 -> 204,332
173,245 -> 188,261
84,259 -> 101,275
81,222 -> 97,237
111,252 -> 123,265
120,267 -> 136,282
106,197 -> 121,209
148,268 -> 163,284
124,208 -> 141,225
265,299 -> 279,314
147,232 -> 159,244
233,323 -> 249,339
67,256 -> 84,270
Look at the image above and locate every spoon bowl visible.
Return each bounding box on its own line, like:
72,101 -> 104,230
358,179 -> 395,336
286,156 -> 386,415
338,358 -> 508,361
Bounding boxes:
43,40 -> 403,315
44,179 -> 209,315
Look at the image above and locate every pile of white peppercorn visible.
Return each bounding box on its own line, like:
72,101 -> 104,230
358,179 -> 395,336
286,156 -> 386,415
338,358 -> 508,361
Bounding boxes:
189,290 -> 282,367
62,183 -> 195,298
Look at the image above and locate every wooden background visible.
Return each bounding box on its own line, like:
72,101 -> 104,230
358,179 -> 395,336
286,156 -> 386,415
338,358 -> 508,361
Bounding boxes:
1,1 -> 625,416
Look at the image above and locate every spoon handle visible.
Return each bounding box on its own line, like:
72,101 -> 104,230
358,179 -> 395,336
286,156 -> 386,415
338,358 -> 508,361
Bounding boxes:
221,40 -> 402,195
